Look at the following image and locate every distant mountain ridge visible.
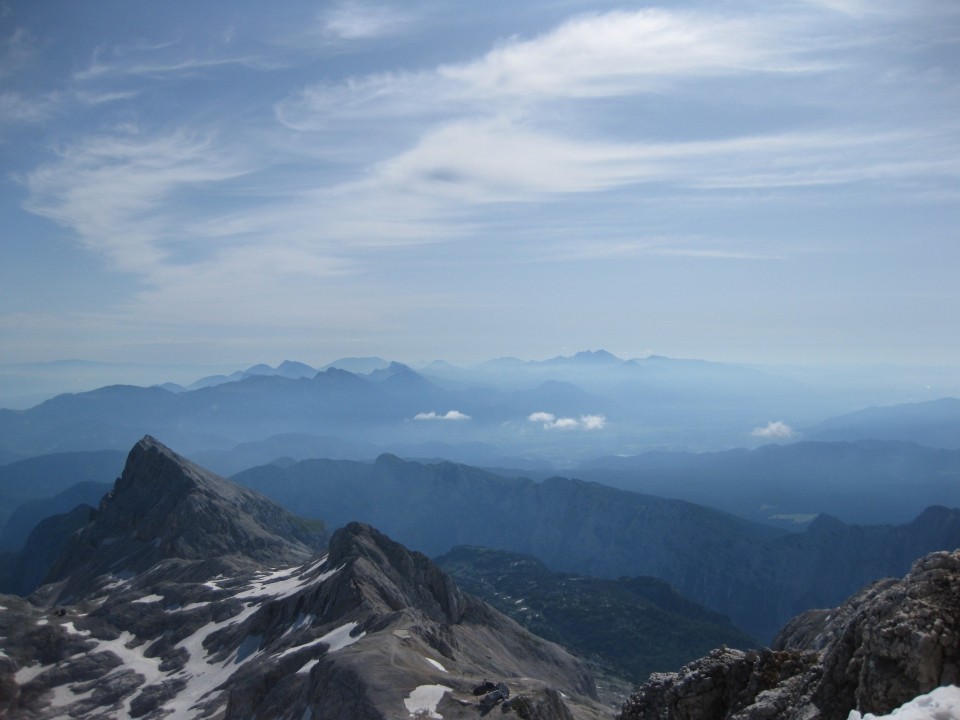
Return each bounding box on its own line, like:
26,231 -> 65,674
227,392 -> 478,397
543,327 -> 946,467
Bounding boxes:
0,349 -> 849,465
576,439 -> 960,526
804,397 -> 960,449
231,454 -> 960,641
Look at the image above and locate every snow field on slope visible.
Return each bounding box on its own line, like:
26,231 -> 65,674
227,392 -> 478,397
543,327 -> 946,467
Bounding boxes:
404,684 -> 452,719
847,686 -> 960,720
162,557 -> 340,719
279,621 -> 365,661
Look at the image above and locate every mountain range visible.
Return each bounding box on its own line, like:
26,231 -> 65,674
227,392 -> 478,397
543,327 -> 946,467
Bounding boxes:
2,434 -> 959,643
575,439 -> 960,527
229,453 -> 960,641
5,352 -> 956,470
3,436 -> 958,719
0,437 -> 607,719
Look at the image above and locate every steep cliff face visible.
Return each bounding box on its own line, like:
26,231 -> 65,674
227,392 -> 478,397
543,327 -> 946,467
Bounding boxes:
0,438 -> 605,720
617,549 -> 960,720
43,436 -> 328,602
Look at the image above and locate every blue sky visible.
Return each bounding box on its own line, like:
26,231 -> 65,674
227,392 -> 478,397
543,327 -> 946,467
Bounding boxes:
1,0 -> 958,368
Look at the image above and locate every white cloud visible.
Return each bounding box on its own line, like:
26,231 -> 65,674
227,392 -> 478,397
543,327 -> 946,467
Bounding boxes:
0,28 -> 39,80
750,421 -> 796,439
279,8 -> 818,126
320,2 -> 411,40
580,414 -> 607,430
439,9 -> 811,101
0,91 -> 61,124
527,412 -> 607,430
12,1 -> 960,354
21,130 -> 248,273
413,410 -> 471,421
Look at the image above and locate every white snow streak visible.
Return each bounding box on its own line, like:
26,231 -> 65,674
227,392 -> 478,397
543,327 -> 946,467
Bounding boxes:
425,657 -> 448,673
296,658 -> 320,675
133,594 -> 165,604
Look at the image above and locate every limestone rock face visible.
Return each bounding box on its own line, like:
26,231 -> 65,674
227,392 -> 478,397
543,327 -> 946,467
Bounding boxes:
0,438 -> 605,720
44,436 -> 328,601
617,549 -> 960,720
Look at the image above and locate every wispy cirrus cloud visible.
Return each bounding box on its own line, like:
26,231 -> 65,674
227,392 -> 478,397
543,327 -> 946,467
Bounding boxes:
0,91 -> 62,124
75,53 -> 280,82
0,27 -> 39,79
365,119 -> 960,206
277,7 -> 819,128
439,9 -> 821,101
21,130 -> 250,272
10,0 -> 960,362
319,1 -> 413,41
274,6 -> 960,222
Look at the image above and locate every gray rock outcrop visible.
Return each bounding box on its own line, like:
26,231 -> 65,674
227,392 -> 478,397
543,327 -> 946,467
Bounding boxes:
0,437 -> 606,719
617,549 -> 960,720
44,436 -> 328,602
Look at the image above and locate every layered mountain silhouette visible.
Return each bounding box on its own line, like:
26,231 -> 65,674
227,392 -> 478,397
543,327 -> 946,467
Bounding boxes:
0,351 -> 848,466
576,439 -> 960,526
0,438 -> 606,719
803,397 -> 960,449
233,455 -> 960,641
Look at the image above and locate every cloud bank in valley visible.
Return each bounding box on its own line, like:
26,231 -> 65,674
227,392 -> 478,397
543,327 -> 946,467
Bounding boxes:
412,410 -> 471,421
528,412 -> 607,431
750,421 -> 796,439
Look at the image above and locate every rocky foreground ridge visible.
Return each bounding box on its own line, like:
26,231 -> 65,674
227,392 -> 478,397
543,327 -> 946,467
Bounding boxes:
0,437 -> 605,719
617,548 -> 960,720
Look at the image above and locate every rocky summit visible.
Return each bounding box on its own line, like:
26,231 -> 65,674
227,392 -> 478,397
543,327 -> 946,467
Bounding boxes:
0,437 -> 605,719
616,548 -> 960,720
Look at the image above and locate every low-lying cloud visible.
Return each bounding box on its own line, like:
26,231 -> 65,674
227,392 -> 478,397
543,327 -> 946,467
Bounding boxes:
750,420 -> 795,439
412,410 -> 471,421
528,412 -> 607,431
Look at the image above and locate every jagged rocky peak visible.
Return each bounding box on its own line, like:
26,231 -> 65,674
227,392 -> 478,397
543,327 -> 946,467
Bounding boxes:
327,521 -> 466,623
44,435 -> 327,599
0,439 -> 605,719
617,548 -> 960,720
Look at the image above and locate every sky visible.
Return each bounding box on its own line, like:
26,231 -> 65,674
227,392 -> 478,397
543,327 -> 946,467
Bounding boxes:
1,0 -> 958,369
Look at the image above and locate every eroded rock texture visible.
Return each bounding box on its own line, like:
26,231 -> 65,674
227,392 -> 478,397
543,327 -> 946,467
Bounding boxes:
618,549 -> 960,720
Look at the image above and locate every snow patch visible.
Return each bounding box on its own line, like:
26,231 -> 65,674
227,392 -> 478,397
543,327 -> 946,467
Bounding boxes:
61,621 -> 91,637
133,594 -> 165,604
14,662 -> 52,684
425,657 -> 448,673
404,684 -> 452,719
320,622 -> 365,652
847,686 -> 960,720
296,658 -> 320,675
49,683 -> 96,709
173,601 -> 210,612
